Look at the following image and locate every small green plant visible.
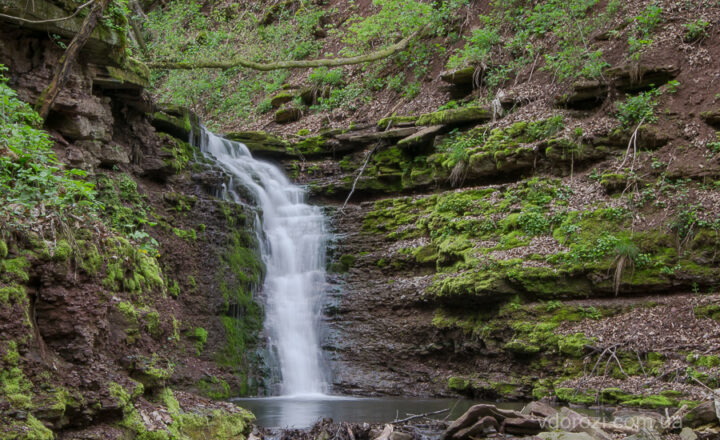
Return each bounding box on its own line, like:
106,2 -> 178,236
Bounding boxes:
446,19 -> 501,69
308,67 -> 345,87
616,89 -> 660,127
683,19 -> 710,42
634,4 -> 663,37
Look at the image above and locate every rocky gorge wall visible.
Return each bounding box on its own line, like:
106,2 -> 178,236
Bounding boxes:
227,17 -> 720,408
0,5 -> 269,438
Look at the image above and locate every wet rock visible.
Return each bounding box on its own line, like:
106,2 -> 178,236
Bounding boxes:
150,104 -> 197,142
275,107 -> 302,123
606,64 -> 680,92
416,106 -> 492,127
555,80 -> 608,109
224,131 -> 291,158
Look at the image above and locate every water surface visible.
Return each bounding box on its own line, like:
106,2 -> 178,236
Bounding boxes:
231,396 -> 516,428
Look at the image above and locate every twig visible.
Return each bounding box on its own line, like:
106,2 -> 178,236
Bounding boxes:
393,408 -> 449,424
0,0 -> 95,24
691,376 -> 720,399
339,145 -> 378,213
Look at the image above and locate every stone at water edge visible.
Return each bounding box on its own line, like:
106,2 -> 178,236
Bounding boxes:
443,404 -> 528,440
554,407 -> 612,440
502,417 -> 543,435
388,431 -> 413,440
521,401 -> 558,419
679,427 -> 698,440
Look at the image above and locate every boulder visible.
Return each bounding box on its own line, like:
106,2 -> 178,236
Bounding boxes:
274,107 -> 302,123
440,66 -> 478,87
270,92 -> 294,108
522,401 -> 558,419
606,64 -> 680,92
389,432 -> 413,440
683,401 -> 718,428
680,427 -> 698,440
99,143 -> 130,167
416,106 -> 492,127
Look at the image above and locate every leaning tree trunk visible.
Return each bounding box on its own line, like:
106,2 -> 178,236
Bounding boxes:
36,0 -> 111,120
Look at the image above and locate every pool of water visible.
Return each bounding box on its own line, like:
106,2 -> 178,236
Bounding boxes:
231,395 -> 524,428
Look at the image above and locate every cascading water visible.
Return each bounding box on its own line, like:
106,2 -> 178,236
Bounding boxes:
199,127 -> 327,396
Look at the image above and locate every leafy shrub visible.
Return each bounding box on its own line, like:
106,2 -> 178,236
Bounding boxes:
447,19 -> 501,69
0,65 -> 100,231
615,89 -> 660,127
683,19 -> 710,42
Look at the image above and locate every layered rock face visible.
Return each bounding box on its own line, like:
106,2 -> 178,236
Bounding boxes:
232,48 -> 720,408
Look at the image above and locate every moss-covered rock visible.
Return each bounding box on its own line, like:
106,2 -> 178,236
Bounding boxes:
415,106 -> 492,126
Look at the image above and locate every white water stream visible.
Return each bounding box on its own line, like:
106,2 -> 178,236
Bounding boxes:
200,127 -> 327,396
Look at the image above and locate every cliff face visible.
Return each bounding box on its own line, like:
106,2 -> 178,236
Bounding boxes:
0,6 -> 266,438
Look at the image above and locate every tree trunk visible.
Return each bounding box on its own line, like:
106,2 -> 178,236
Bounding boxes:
36,0 -> 111,120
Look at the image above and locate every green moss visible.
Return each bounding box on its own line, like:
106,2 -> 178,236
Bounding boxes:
687,353 -> 720,367
1,364 -> 33,410
80,242 -> 102,275
8,414 -> 54,440
416,106 -> 491,126
168,279 -> 181,297
0,284 -> 26,304
193,327 -> 208,354
160,133 -> 194,173
448,376 -> 471,392
504,340 -> 540,355
290,136 -> 327,156
557,333 -> 592,358
1,256 -> 29,282
117,301 -> 140,343
555,387 -> 596,405
145,310 -> 162,338
198,377 -> 231,400
52,239 -> 72,261
103,237 -> 164,294
694,304 -> 720,321
0,239 -> 7,258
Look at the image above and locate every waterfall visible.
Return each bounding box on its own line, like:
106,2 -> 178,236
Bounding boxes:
199,127 -> 327,396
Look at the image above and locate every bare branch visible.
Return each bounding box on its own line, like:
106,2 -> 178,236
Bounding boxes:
146,26 -> 428,71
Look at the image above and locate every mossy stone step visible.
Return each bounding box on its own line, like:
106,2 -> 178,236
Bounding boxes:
224,131 -> 291,158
